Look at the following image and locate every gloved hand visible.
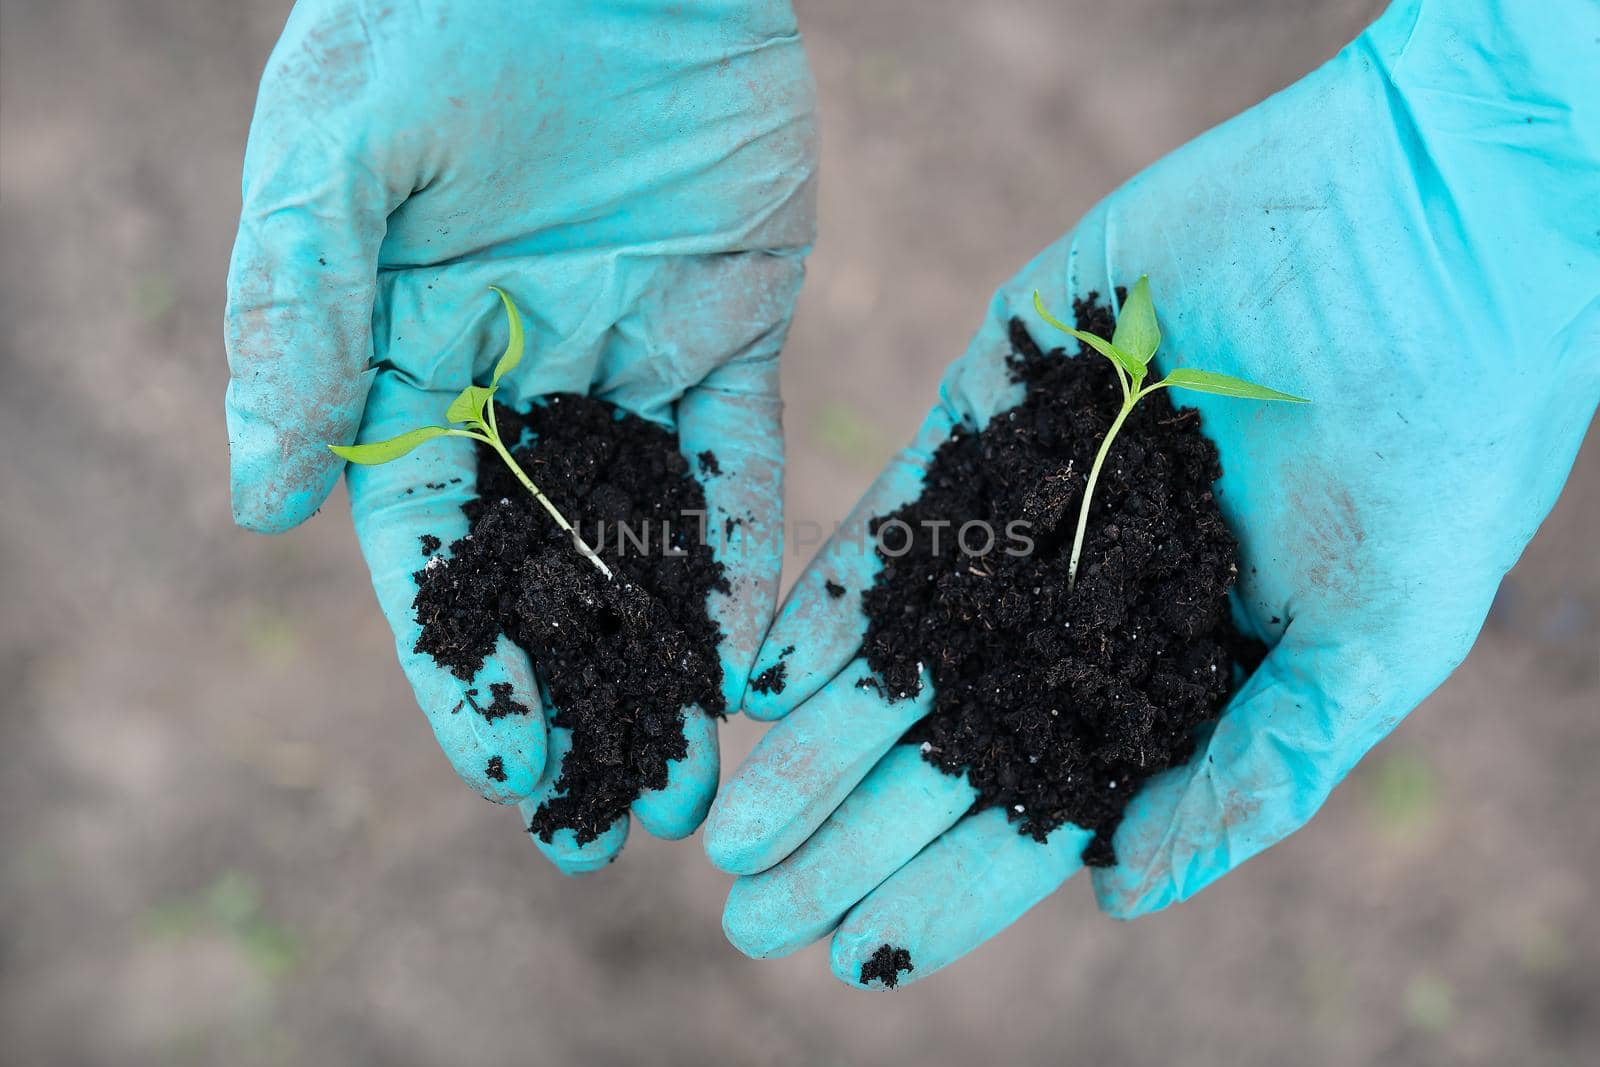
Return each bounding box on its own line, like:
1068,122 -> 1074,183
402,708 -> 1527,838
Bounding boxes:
704,0 -> 1599,985
224,0 -> 815,873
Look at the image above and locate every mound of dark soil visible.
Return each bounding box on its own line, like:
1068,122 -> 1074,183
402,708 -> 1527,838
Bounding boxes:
412,394 -> 727,844
862,295 -> 1260,866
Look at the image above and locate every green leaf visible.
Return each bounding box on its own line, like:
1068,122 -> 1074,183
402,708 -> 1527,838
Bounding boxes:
446,384 -> 495,426
1161,367 -> 1310,403
489,285 -> 524,387
1031,290 -> 1144,383
1064,328 -> 1145,384
1111,275 -> 1160,366
1031,289 -> 1077,336
328,425 -> 450,464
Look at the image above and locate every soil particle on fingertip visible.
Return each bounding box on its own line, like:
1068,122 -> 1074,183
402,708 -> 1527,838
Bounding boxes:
478,681 -> 532,722
860,944 -> 914,989
749,661 -> 787,695
419,534 -> 442,556
697,450 -> 721,477
824,579 -> 847,599
861,296 -> 1261,866
411,394 -> 728,845
486,755 -> 507,782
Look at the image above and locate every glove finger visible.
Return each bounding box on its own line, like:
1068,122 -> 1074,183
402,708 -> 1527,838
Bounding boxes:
831,808 -> 1095,990
224,8 -> 400,533
348,374 -> 546,802
703,660 -> 934,876
531,815 -> 629,876
675,345 -> 786,716
630,707 -> 719,841
740,412 -> 950,722
723,745 -> 975,959
519,725 -> 630,876
1091,632 -> 1407,919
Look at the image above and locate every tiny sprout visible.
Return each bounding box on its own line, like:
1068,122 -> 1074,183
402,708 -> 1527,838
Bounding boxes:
329,287 -> 613,580
1032,275 -> 1308,591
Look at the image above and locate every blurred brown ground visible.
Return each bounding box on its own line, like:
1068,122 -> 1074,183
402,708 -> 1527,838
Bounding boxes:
2,1 -> 1596,1064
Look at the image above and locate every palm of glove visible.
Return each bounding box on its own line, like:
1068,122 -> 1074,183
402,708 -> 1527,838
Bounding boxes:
225,0 -> 815,871
705,0 -> 1599,985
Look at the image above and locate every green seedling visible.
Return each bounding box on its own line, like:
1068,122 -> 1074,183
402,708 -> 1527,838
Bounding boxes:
328,287 -> 613,580
1032,276 -> 1308,590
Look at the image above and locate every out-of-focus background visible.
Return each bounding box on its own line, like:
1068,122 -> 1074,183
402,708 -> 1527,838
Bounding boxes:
3,0 -> 1596,1063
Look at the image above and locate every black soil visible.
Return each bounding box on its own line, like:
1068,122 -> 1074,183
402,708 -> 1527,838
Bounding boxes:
860,944 -> 914,989
749,662 -> 787,695
750,644 -> 797,696
477,681 -> 533,723
412,394 -> 728,844
862,295 -> 1259,866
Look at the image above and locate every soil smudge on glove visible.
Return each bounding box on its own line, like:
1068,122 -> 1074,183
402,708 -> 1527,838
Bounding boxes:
859,944 -> 914,989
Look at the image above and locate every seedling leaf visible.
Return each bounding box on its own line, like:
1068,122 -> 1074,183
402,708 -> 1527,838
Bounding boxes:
1031,289 -> 1076,336
446,384 -> 495,427
1111,275 -> 1160,366
1031,291 -> 1144,383
328,425 -> 449,464
489,285 -> 524,387
1065,329 -> 1145,384
1161,367 -> 1310,403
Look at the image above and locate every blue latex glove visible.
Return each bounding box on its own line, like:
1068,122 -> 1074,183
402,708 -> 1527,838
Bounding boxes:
224,0 -> 815,873
705,0 -> 1599,985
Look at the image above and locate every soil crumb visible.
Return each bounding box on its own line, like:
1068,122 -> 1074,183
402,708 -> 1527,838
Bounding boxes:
860,944 -> 914,989
825,579 -> 847,599
479,681 -> 532,722
412,394 -> 727,844
749,661 -> 787,696
862,296 -> 1256,865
